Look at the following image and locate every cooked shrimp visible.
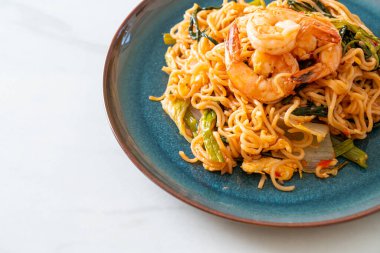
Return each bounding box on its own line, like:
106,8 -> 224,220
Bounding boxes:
292,33 -> 317,60
247,10 -> 301,55
246,7 -> 342,83
252,50 -> 299,77
247,8 -> 341,55
292,15 -> 342,83
292,43 -> 342,83
225,23 -> 299,103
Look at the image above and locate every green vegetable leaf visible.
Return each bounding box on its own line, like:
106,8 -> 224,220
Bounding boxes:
189,6 -> 220,45
287,0 -> 334,18
161,97 -> 192,142
332,20 -> 380,69
281,83 -> 308,105
292,104 -> 328,117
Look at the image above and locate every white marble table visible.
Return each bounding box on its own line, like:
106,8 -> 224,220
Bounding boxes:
1,0 -> 380,252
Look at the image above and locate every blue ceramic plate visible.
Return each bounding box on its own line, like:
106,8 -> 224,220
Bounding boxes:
104,0 -> 380,226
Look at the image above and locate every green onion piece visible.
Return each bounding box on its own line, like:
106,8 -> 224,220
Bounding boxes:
184,110 -> 198,137
331,138 -> 354,157
200,110 -> 225,162
331,137 -> 368,168
163,33 -> 176,45
249,0 -> 266,7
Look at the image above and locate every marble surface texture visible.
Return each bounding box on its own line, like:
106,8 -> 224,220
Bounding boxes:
1,0 -> 380,252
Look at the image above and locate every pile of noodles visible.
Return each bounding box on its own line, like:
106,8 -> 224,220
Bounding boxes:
150,0 -> 380,191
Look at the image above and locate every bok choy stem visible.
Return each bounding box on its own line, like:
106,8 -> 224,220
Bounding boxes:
184,110 -> 198,137
200,110 -> 225,162
342,146 -> 368,169
332,137 -> 368,168
331,138 -> 354,157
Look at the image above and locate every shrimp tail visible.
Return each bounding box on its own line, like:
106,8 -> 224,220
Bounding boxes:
291,63 -> 328,83
299,18 -> 341,44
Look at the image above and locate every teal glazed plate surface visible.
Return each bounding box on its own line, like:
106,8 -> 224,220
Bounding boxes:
104,0 -> 380,226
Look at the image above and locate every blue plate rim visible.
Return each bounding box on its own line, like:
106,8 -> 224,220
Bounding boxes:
103,0 -> 380,227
